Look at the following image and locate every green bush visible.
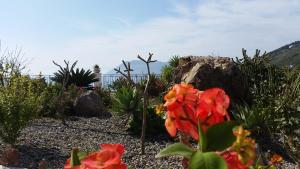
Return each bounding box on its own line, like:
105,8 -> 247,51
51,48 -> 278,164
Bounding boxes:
0,76 -> 42,145
129,106 -> 166,136
38,84 -> 80,118
233,49 -> 300,162
109,77 -> 131,91
233,49 -> 300,134
139,74 -> 166,97
94,87 -> 112,109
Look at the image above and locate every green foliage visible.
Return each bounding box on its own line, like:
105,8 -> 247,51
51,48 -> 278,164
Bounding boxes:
234,49 -> 300,134
129,106 -> 166,135
0,76 -> 42,145
139,74 -> 166,97
189,152 -> 227,169
169,55 -> 180,67
51,61 -> 98,87
70,68 -> 98,87
94,87 -> 112,109
161,55 -> 180,84
233,49 -> 300,161
38,84 -> 80,118
206,122 -> 237,152
112,86 -> 140,116
155,143 -> 195,159
109,76 -> 131,91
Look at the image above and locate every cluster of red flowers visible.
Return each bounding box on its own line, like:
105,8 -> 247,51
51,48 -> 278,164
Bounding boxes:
164,83 -> 230,140
64,144 -> 127,169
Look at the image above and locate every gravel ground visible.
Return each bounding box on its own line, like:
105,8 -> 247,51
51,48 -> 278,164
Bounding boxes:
0,115 -> 182,169
0,115 -> 298,169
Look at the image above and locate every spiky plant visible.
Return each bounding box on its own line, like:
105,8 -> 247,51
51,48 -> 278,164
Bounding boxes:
51,61 -> 98,87
70,68 -> 98,87
112,86 -> 140,117
161,55 -> 180,85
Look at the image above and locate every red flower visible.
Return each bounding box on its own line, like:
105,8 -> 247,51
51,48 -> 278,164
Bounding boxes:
196,88 -> 230,130
163,84 -> 230,141
221,151 -> 248,169
64,144 -> 127,169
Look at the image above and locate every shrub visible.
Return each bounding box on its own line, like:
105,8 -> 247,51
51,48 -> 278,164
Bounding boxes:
0,76 -> 42,145
94,87 -> 112,109
108,76 -> 130,91
129,106 -> 166,136
39,84 -> 80,118
233,49 -> 300,162
139,74 -> 166,97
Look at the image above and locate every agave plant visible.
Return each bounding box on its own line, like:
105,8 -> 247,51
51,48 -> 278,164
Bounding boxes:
112,86 -> 140,117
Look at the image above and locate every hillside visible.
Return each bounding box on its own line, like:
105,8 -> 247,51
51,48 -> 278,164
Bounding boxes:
106,60 -> 167,74
268,41 -> 300,66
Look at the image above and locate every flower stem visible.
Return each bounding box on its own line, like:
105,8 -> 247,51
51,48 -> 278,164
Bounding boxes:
198,122 -> 207,152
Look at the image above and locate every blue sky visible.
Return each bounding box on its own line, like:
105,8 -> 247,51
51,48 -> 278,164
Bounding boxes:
0,0 -> 299,74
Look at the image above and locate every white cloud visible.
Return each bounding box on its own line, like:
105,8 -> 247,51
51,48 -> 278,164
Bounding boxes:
24,0 -> 300,74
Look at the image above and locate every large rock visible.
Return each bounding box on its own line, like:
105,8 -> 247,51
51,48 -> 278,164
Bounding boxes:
173,56 -> 249,103
73,91 -> 106,117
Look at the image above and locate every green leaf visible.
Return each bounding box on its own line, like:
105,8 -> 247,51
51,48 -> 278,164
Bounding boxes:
206,121 -> 237,151
155,143 -> 195,159
77,151 -> 88,160
70,149 -> 81,167
189,152 -> 227,169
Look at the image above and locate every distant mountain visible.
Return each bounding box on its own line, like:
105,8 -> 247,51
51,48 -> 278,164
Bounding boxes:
106,60 -> 167,74
268,41 -> 300,66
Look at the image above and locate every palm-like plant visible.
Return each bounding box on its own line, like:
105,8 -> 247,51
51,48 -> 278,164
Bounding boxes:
51,60 -> 98,87
70,68 -> 98,87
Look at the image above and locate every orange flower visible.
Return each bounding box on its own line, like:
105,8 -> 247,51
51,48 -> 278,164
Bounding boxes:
64,144 -> 127,169
164,84 -> 200,140
270,154 -> 283,164
163,84 -> 230,141
164,83 -> 199,110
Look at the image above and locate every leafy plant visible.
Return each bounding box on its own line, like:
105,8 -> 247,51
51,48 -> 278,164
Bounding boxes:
129,106 -> 166,136
38,84 -> 80,118
112,86 -> 140,117
161,55 -> 180,85
0,76 -> 42,145
233,49 -> 300,162
51,60 -> 98,88
108,76 -> 131,91
139,74 -> 165,97
70,68 -> 98,87
94,87 -> 112,109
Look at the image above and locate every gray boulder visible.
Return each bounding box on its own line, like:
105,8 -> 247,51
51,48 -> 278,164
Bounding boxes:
173,56 -> 249,103
73,91 -> 106,117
